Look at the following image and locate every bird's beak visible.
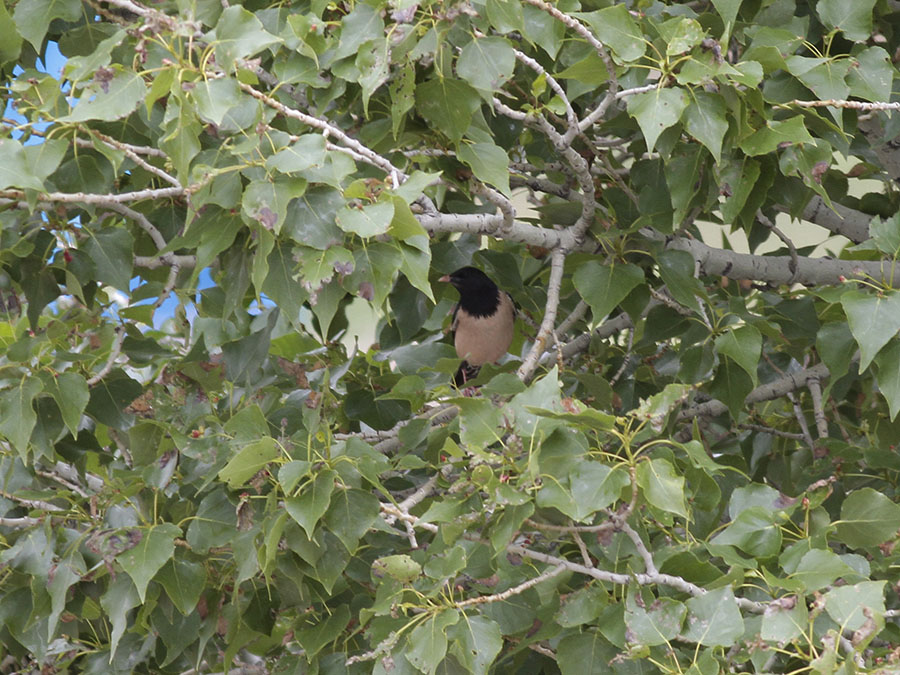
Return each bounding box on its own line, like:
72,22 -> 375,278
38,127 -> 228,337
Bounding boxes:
439,274 -> 451,283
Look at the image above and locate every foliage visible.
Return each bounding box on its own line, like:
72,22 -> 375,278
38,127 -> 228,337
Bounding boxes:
3,0 -> 900,672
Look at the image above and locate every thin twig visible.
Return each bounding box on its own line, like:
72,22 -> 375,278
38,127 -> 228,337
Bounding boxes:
87,130 -> 180,187
556,299 -> 589,337
521,0 -> 618,99
471,182 -> 515,233
513,49 -> 578,132
787,392 -> 815,451
237,82 -> 406,181
737,423 -> 807,441
519,248 -> 567,381
571,529 -> 594,568
757,210 -> 800,285
86,327 -> 125,386
608,327 -> 634,387
790,99 -> 900,111
0,491 -> 63,512
808,377 -> 829,440
0,186 -> 185,204
454,564 -> 567,608
0,516 -> 43,528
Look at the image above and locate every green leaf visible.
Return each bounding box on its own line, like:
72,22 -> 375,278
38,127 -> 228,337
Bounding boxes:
683,92 -> 728,162
848,47 -> 893,103
715,324 -> 762,386
739,116 -> 815,156
458,142 -> 511,197
0,4 -> 22,63
284,187 -> 344,249
277,461 -> 311,494
636,458 -> 687,518
869,213 -> 900,256
457,398 -> 505,448
117,523 -> 181,603
263,243 -> 308,329
335,201 -> 394,238
834,487 -> 900,549
323,488 -> 379,553
713,507 -> 782,558
875,339 -> 900,420
792,549 -> 858,592
211,5 -> 281,68
100,574 -> 141,661
522,3 -> 564,58
448,615 -> 503,675
398,239 -> 435,302
405,610 -> 459,674
711,0 -> 743,27
824,581 -> 885,631
46,555 -> 83,640
39,371 -> 88,437
0,378 -> 43,459
457,37 -> 515,97
555,585 -> 607,628
557,630 -> 615,675
415,78 -> 481,144
816,322 -> 856,386
85,369 -> 141,429
373,554 -> 423,583
157,556 -> 207,615
573,261 -> 643,322
192,78 -> 241,126
662,17 -> 705,57
296,605 -> 351,659
568,463 -> 629,521
574,5 -> 645,62
718,157 -> 761,225
357,37 -> 389,115
486,0 -> 524,34
0,139 -> 47,191
760,596 -> 807,643
285,469 -> 337,538
334,3 -> 384,61
63,28 -> 127,81
218,438 -> 279,488
298,245 -> 354,289
242,178 -> 306,235
627,88 -> 689,153
841,289 -> 900,372
60,70 -> 147,122
390,60 -> 416,138
12,0 -> 81,50
84,228 -> 134,291
657,249 -> 704,311
24,138 -> 67,184
709,357 -> 754,419
625,593 -> 686,646
791,58 -> 851,102
817,0 -> 877,41
186,489 -> 238,553
682,586 -> 744,646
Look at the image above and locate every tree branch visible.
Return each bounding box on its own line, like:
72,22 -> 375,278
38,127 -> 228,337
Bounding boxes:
666,235 -> 900,287
677,361 -> 837,423
86,326 -> 125,386
519,248 -> 567,381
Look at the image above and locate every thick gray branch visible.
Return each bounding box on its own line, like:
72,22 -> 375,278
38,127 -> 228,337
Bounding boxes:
667,236 -> 900,287
789,196 -> 871,243
678,361 -> 834,422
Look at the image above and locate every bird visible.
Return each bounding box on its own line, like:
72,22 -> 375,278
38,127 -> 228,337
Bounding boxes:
439,266 -> 516,386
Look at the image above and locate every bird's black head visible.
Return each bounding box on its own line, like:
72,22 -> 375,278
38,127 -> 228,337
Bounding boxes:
440,266 -> 500,316
441,266 -> 495,291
